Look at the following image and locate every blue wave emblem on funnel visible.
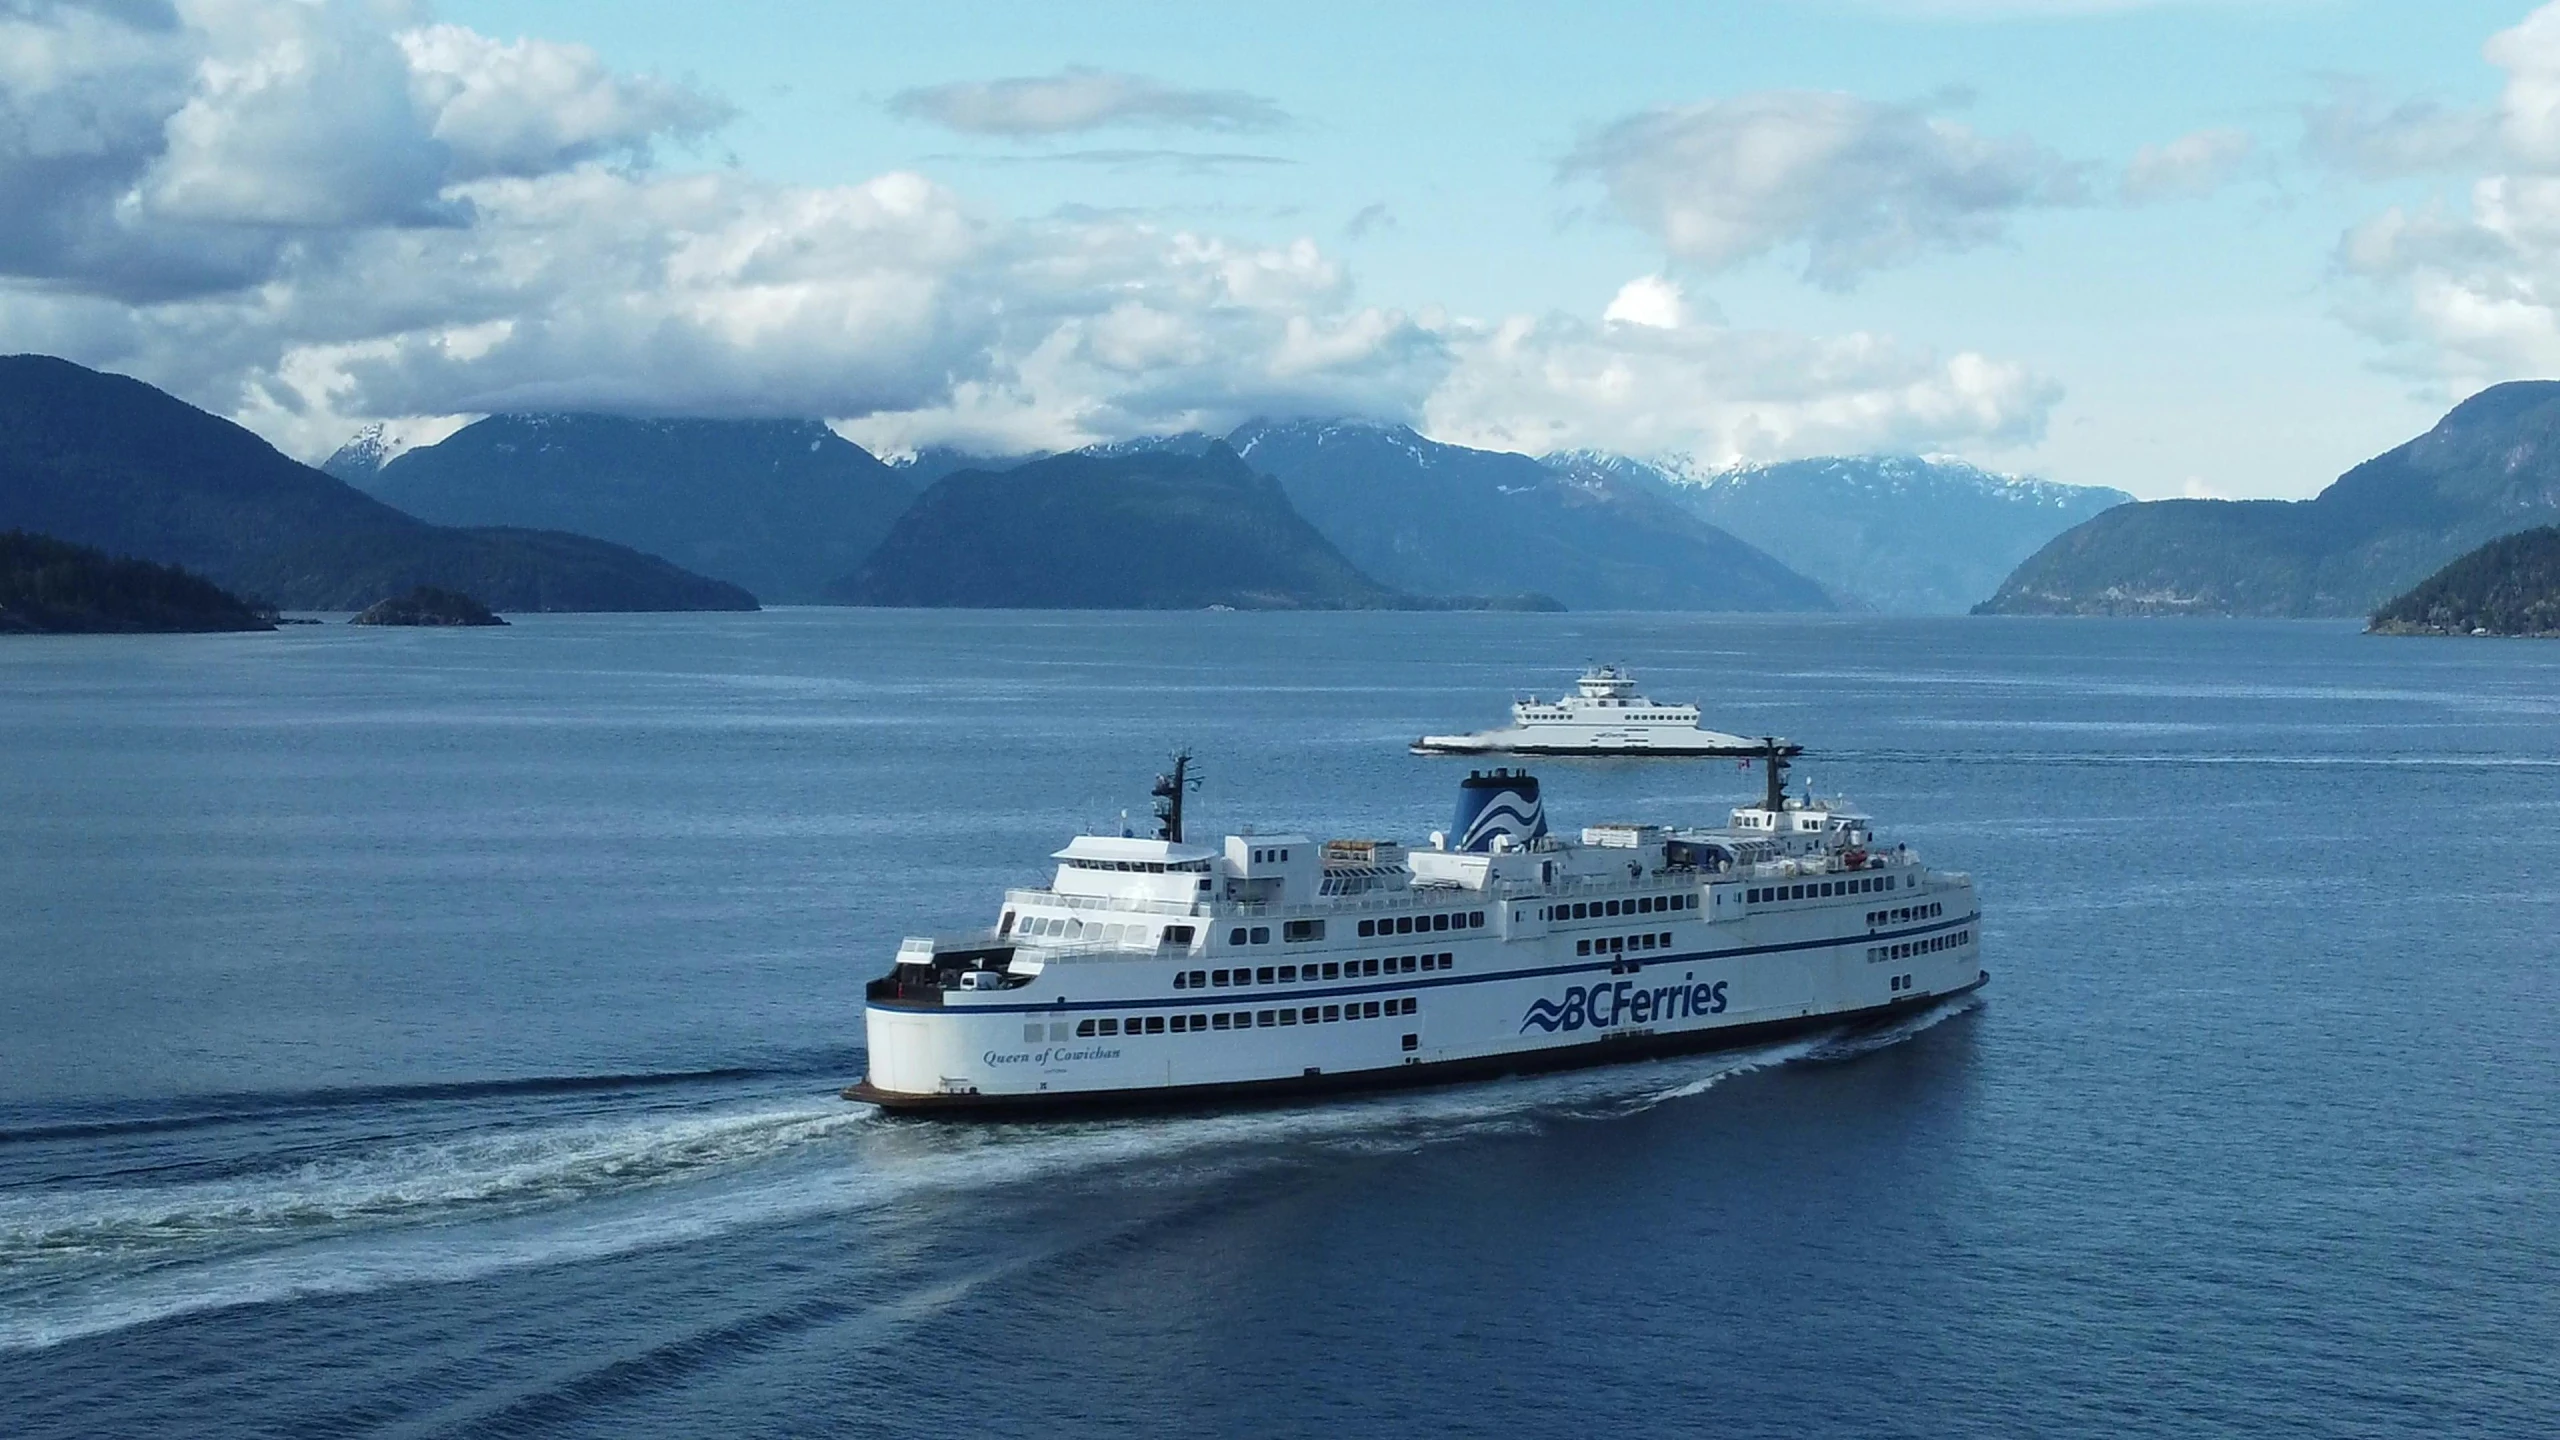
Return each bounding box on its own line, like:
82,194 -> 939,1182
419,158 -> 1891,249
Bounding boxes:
1452,769 -> 1545,852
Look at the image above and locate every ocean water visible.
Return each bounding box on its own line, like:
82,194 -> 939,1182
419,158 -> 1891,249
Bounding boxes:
1,610 -> 2555,1439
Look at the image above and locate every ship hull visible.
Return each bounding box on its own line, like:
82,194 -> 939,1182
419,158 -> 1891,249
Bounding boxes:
846,971 -> 1984,1117
1411,739 -> 1772,757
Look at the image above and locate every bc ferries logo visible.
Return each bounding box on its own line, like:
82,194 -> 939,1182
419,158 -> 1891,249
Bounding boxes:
1523,977 -> 1727,1033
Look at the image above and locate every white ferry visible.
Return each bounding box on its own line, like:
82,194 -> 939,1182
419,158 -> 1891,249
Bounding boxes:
847,749 -> 1984,1115
1413,665 -> 1766,756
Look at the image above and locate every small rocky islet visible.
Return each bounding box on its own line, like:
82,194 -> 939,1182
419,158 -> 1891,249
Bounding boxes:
348,586 -> 507,627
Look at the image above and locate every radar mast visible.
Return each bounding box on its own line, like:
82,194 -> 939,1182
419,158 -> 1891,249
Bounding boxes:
1152,751 -> 1200,843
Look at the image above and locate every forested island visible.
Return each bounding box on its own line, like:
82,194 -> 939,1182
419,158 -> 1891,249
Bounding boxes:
350,587 -> 507,626
0,530 -> 274,633
2368,525 -> 2560,637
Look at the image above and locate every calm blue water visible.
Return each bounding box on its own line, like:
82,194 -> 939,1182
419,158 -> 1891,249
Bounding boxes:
2,611 -> 2555,1438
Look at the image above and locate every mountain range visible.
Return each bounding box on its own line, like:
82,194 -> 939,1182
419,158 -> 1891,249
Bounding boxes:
1980,382 -> 2560,616
338,414 -> 918,603
10,349 -> 2131,617
1223,421 -> 1835,612
1552,454 -> 2133,614
832,446 -> 1417,609
0,356 -> 755,612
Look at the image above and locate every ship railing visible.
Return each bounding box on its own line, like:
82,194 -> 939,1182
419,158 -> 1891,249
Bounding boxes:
1002,888 -> 1203,918
1013,940 -> 1173,964
1213,875 -> 1573,921
905,928 -> 1198,963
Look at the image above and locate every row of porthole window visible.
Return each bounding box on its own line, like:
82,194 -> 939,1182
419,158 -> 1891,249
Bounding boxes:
1356,910 -> 1485,938
1868,928 -> 1969,964
1750,874 -> 1901,905
1577,931 -> 1674,957
1176,953 -> 1454,989
1071,996 -> 1419,1038
1866,902 -> 1942,927
1538,894 -> 1692,922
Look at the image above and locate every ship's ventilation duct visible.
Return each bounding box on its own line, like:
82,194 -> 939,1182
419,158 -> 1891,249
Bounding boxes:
1452,769 -> 1547,853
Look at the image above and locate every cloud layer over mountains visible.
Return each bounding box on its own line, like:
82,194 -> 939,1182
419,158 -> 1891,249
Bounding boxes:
12,0 -> 2219,472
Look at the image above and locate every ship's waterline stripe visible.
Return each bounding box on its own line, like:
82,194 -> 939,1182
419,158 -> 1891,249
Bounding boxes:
866,911 -> 1980,1017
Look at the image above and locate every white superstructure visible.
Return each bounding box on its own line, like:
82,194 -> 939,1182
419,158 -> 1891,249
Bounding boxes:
1413,665 -> 1765,756
848,752 -> 1984,1114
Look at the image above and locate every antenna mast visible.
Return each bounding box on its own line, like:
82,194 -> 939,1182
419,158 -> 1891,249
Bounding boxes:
1761,736 -> 1791,814
1152,750 -> 1199,843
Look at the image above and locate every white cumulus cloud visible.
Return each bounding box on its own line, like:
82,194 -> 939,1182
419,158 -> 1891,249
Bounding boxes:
2122,127 -> 2255,202
1563,89 -> 2083,288
0,1 -> 2062,471
2334,3 -> 2560,384
888,67 -> 1287,136
2301,85 -> 2493,180
1421,303 -> 2057,464
1602,274 -> 1687,329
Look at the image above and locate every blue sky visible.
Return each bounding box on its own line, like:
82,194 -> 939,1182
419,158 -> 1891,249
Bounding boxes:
5,1 -> 2555,497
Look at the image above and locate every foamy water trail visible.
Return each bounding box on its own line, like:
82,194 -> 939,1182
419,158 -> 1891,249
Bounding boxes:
0,1005 -> 1979,1350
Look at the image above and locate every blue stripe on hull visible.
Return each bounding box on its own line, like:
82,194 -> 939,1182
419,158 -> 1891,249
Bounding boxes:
845,972 -> 1989,1116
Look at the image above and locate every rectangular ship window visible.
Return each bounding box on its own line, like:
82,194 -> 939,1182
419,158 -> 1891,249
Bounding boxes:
1323,962 -> 1341,980
1278,965 -> 1297,983
1279,1009 -> 1297,1025
1324,1005 -> 1341,1022
1213,1013 -> 1230,1030
1078,1019 -> 1096,1037
1359,919 -> 1377,937
1250,927 -> 1270,944
1364,1001 -> 1381,1018
1098,1018 -> 1118,1036
1257,966 -> 1275,984
1145,1016 -> 1165,1034
1285,919 -> 1325,943
1578,940 -> 1592,956
1363,959 -> 1380,976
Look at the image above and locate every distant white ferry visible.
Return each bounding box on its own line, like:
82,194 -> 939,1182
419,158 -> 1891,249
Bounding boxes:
1413,665 -> 1767,757
847,749 -> 1984,1115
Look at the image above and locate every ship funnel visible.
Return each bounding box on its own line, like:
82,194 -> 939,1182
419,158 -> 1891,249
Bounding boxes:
1452,769 -> 1547,853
